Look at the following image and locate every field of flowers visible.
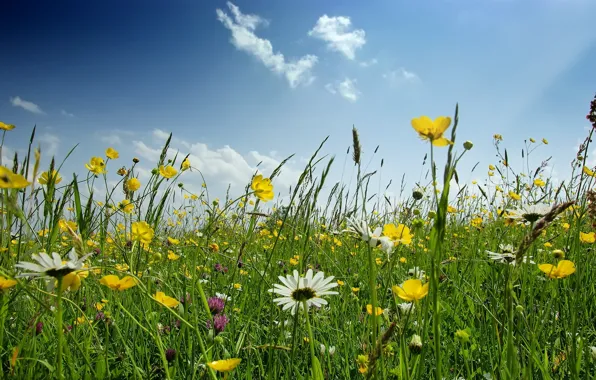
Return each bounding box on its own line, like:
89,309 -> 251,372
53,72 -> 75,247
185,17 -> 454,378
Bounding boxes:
0,96 -> 596,380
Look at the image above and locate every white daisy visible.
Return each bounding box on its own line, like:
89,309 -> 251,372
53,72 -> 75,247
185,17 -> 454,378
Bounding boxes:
15,248 -> 92,279
270,269 -> 338,315
507,203 -> 551,223
345,217 -> 393,254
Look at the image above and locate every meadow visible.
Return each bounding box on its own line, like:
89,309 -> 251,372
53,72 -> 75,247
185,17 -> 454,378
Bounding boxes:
0,96 -> 596,380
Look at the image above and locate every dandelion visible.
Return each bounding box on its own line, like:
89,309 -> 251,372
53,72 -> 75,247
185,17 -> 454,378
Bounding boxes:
392,279 -> 429,302
251,174 -> 274,202
99,275 -> 138,291
270,269 -> 338,315
0,166 -> 30,189
538,260 -> 576,279
38,170 -> 62,185
410,115 -> 453,146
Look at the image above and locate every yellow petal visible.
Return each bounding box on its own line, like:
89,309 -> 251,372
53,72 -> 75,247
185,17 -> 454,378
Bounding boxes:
100,275 -> 119,288
402,279 -> 422,295
433,116 -> 451,134
411,116 -> 432,135
393,284 -> 413,301
119,276 -> 138,290
538,264 -> 555,275
431,137 -> 453,147
557,260 -> 575,277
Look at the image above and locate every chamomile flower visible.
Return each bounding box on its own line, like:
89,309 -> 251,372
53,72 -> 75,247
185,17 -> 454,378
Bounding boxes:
15,249 -> 92,290
270,269 -> 338,315
507,203 -> 551,223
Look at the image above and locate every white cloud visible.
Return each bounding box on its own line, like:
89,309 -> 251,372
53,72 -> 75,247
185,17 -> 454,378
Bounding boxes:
38,133 -> 60,157
383,68 -> 420,84
10,96 -> 44,114
359,58 -> 378,68
61,109 -> 74,117
309,15 -> 366,60
325,78 -> 360,102
216,2 -> 318,88
100,134 -> 122,145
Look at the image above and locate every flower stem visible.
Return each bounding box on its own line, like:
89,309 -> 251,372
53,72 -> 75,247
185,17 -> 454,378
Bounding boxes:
366,245 -> 379,374
56,277 -> 64,380
302,301 -> 317,373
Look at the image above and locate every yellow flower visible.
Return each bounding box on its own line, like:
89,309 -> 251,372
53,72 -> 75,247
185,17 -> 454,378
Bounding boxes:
392,279 -> 429,302
0,121 -> 16,131
181,158 -> 191,171
60,272 -> 82,291
118,199 -> 134,214
366,304 -> 383,316
382,223 -> 413,245
100,275 -> 138,291
493,134 -> 503,141
131,221 -> 154,245
159,165 -> 177,179
167,250 -> 180,261
153,291 -> 180,308
38,170 -> 62,185
233,283 -> 242,290
207,358 -> 241,372
0,166 -> 30,189
538,260 -> 575,279
356,355 -> 369,374
509,191 -> 521,200
542,138 -> 548,145
85,157 -> 106,175
0,276 -> 17,292
105,147 -> 119,159
167,237 -> 180,245
126,177 -> 141,192
336,280 -> 345,286
410,116 -> 453,147
447,206 -> 457,213
579,232 -> 595,244
534,178 -> 545,187
251,174 -> 274,202
488,164 -> 496,171
529,138 -> 536,143
583,166 -> 596,177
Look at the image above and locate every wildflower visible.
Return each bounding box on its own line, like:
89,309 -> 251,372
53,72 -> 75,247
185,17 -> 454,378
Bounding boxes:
590,346 -> 596,361
60,271 -> 83,291
85,157 -> 106,175
15,249 -> 92,288
0,121 -> 16,131
153,291 -> 180,308
0,166 -> 30,189
126,177 -> 141,192
507,203 -> 551,223
356,354 -> 369,374
105,147 -> 119,159
251,174 -> 274,202
117,167 -> 128,176
131,221 -> 154,245
538,260 -> 576,279
165,348 -> 176,363
38,170 -> 62,185
99,275 -> 137,291
407,267 -> 426,280
118,199 -> 134,214
208,297 -> 225,315
167,250 -> 179,261
579,232 -> 595,243
209,243 -> 219,252
494,134 -> 503,141
0,276 -> 17,292
392,279 -> 429,302
181,158 -> 191,171
455,329 -> 471,344
159,165 -> 177,179
508,191 -> 521,201
410,116 -> 453,146
397,302 -> 415,315
366,304 -> 383,316
542,138 -> 548,144
382,223 -> 413,245
269,269 -> 338,315
207,358 -> 241,373
463,140 -> 473,150
212,314 -> 229,334
409,334 -> 423,354
534,178 -> 546,187
552,249 -> 565,259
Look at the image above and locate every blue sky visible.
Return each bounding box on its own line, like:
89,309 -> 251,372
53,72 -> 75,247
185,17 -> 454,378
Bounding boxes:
1,0 -> 595,204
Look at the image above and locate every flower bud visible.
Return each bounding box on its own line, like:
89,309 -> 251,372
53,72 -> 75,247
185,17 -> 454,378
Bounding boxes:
408,334 -> 422,354
463,140 -> 474,150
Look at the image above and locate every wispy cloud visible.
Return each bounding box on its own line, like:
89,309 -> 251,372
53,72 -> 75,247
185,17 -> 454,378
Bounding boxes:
60,109 -> 75,117
10,96 -> 44,114
38,133 -> 60,157
359,58 -> 378,68
216,2 -> 318,88
309,15 -> 366,60
325,78 -> 360,102
383,68 -> 420,85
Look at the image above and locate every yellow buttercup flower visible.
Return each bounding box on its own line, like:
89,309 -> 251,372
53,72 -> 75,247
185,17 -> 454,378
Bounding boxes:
410,116 -> 453,147
99,275 -> 138,291
207,358 -> 241,372
382,223 -> 413,245
251,174 -> 274,202
508,191 -> 521,200
0,121 -> 15,131
366,304 -> 383,316
181,158 -> 191,171
534,178 -> 545,187
0,276 -> 17,291
38,170 -> 62,185
106,147 -> 119,159
153,291 -> 180,308
579,232 -> 595,244
583,166 -> 596,177
538,260 -> 575,279
159,165 -> 177,179
392,279 -> 429,302
126,177 -> 141,192
131,221 -> 154,245
0,166 -> 30,189
118,199 -> 134,214
85,157 -> 106,175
